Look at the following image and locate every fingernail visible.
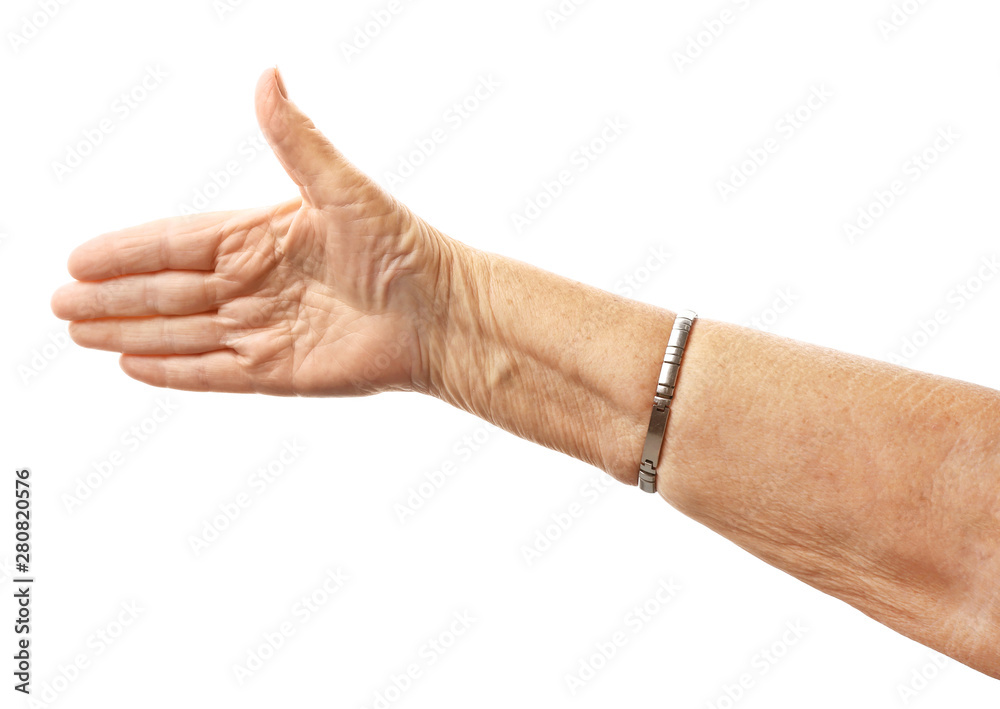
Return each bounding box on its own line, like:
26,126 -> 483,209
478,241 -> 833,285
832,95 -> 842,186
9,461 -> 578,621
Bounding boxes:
274,66 -> 288,99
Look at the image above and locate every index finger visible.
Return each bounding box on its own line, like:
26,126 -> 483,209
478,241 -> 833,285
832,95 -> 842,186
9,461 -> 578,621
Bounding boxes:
67,210 -> 238,281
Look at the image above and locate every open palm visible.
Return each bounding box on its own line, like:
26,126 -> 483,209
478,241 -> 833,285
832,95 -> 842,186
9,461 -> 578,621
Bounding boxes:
52,68 -> 445,396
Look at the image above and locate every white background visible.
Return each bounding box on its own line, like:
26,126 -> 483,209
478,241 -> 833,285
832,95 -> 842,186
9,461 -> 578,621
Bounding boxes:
3,0 -> 1000,706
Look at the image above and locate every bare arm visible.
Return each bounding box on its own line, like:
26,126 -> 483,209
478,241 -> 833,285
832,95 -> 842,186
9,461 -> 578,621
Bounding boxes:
52,68 -> 1000,679
430,239 -> 1000,678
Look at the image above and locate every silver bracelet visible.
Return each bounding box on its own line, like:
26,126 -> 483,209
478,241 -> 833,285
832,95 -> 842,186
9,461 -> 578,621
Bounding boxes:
638,310 -> 697,493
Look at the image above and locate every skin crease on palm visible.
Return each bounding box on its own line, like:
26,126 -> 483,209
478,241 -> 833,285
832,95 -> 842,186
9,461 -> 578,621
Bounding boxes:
52,68 -> 1000,680
52,68 -> 451,397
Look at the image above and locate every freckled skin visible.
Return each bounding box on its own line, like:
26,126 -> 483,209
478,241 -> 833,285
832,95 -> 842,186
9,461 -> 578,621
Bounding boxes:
53,68 -> 1000,679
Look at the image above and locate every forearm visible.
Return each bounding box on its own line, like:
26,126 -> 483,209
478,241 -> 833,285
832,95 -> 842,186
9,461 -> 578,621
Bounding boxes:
659,319 -> 1000,675
423,232 -> 673,485
52,65 -> 1000,679
423,228 -> 1000,678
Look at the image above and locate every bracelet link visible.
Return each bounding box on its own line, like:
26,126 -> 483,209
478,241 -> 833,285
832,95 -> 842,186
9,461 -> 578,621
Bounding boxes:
639,310 -> 697,493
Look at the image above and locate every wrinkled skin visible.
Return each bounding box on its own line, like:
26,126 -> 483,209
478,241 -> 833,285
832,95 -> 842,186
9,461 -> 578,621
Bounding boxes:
52,68 -> 448,396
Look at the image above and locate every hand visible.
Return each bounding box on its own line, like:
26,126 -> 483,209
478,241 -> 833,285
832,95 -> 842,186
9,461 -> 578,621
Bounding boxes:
52,68 -> 451,396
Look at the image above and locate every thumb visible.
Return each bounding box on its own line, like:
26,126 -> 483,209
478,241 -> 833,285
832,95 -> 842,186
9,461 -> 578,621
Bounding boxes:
255,67 -> 376,207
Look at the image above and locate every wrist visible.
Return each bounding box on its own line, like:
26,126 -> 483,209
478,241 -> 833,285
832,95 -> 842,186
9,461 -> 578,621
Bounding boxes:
413,228 -> 673,487
414,226 -> 503,406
